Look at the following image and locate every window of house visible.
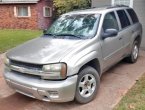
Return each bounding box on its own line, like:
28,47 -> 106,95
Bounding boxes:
112,0 -> 133,7
126,9 -> 139,24
117,10 -> 131,29
14,6 -> 31,17
43,6 -> 52,17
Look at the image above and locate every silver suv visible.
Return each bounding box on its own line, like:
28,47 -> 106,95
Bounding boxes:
4,6 -> 142,104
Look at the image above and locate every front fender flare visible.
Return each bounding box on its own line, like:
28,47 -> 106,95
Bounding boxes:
69,51 -> 102,76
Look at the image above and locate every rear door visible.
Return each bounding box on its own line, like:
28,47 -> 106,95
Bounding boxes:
126,8 -> 141,45
116,9 -> 132,55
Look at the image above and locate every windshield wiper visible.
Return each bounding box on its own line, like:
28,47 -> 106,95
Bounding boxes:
56,34 -> 83,39
44,33 -> 55,36
44,33 -> 58,38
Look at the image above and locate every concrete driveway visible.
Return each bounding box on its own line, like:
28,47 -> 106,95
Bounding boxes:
0,51 -> 145,110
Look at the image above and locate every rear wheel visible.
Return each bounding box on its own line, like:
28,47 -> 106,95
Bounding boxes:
75,66 -> 100,104
125,40 -> 139,63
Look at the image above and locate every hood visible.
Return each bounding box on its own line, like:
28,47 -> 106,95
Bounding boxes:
7,37 -> 86,64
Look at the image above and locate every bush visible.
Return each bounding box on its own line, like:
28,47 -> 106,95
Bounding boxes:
53,0 -> 91,18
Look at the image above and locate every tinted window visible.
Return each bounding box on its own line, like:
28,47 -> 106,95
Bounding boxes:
117,10 -> 131,29
103,12 -> 119,31
127,9 -> 139,24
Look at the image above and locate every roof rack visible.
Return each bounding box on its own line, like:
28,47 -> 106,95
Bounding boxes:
89,5 -> 129,10
72,5 -> 129,12
107,5 -> 129,9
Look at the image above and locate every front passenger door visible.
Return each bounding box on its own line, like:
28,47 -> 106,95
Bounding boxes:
100,12 -> 123,70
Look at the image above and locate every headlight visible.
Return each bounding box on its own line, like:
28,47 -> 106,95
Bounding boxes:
4,56 -> 10,66
42,63 -> 67,79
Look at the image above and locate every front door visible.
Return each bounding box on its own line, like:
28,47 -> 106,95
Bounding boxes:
100,11 -> 123,70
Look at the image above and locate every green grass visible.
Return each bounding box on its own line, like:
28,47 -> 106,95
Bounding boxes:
0,29 -> 42,53
114,74 -> 145,110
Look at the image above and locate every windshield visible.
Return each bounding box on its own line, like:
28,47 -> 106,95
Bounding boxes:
45,14 -> 100,39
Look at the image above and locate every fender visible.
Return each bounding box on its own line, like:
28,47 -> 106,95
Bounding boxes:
129,24 -> 142,53
132,24 -> 142,43
68,51 -> 102,76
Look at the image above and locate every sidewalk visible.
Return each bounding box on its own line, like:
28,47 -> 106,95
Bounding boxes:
0,51 -> 145,110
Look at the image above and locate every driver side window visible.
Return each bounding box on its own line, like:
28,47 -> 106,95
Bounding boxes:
103,12 -> 119,31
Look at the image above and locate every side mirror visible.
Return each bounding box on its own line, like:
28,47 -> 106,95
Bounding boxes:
102,29 -> 118,39
43,29 -> 47,34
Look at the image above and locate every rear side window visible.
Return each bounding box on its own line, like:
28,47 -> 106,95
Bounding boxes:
117,10 -> 131,29
127,9 -> 139,24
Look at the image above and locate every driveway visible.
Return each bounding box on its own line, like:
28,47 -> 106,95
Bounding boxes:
0,51 -> 145,110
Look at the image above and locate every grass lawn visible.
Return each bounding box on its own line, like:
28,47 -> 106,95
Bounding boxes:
0,29 -> 42,53
114,74 -> 145,110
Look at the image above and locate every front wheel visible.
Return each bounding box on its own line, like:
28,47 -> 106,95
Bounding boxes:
75,66 -> 100,104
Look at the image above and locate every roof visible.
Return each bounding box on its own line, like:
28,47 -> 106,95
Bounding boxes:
0,0 -> 40,4
64,5 -> 130,15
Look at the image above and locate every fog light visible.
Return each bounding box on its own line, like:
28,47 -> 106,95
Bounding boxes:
38,90 -> 59,99
48,91 -> 59,99
38,90 -> 48,96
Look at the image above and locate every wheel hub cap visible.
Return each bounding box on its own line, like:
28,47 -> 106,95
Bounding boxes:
133,45 -> 138,60
78,74 -> 96,98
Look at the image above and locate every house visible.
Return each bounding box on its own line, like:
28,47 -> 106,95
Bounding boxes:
92,0 -> 145,48
0,0 -> 53,29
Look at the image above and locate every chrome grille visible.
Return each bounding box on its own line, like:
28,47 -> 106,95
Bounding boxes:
10,60 -> 43,71
9,60 -> 45,77
8,60 -> 56,80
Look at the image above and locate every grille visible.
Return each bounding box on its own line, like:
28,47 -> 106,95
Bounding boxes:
10,60 -> 43,71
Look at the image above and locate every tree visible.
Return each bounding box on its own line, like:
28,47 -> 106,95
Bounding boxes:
53,0 -> 91,18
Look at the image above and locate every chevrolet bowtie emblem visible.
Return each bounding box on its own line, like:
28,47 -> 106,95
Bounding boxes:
10,65 -> 25,73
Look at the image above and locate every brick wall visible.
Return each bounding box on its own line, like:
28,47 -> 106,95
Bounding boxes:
0,0 -> 53,29
0,4 -> 38,29
37,0 -> 53,29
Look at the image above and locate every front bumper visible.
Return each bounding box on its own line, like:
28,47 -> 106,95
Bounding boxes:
4,69 -> 78,102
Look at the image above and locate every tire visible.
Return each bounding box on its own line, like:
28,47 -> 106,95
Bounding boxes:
75,66 -> 100,104
125,40 -> 139,63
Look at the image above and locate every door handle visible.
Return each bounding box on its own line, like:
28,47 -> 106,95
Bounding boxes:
132,30 -> 135,33
119,37 -> 122,40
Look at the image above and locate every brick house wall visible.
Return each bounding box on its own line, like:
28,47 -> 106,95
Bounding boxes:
0,0 -> 53,29
37,0 -> 53,29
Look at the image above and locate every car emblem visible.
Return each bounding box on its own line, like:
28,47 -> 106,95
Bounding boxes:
18,67 -> 25,73
10,65 -> 26,73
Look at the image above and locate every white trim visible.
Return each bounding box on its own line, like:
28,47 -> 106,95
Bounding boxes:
111,0 -> 134,7
14,6 -> 17,17
112,0 -> 115,6
28,6 -> 31,17
0,0 -> 40,4
43,6 -> 52,17
130,0 -> 134,8
14,6 -> 31,18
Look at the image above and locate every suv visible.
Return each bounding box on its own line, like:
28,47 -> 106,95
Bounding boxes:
4,6 -> 142,104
